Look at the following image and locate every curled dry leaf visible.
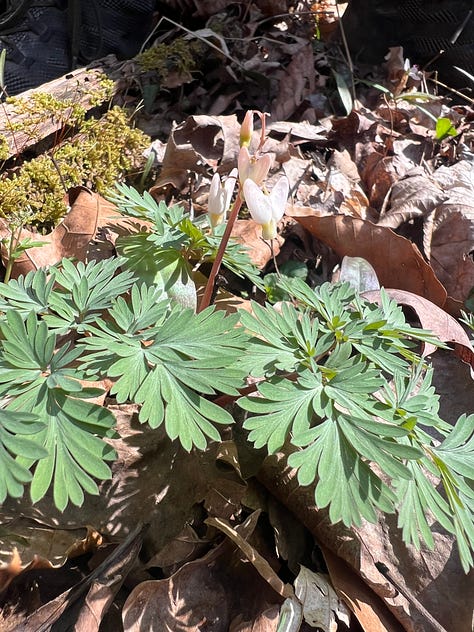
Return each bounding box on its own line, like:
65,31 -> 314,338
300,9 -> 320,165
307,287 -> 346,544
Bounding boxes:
151,114 -> 242,192
362,152 -> 419,210
15,523 -> 147,632
286,207 -> 447,307
229,605 -> 280,632
377,174 -> 447,230
375,161 -> 474,302
266,120 -> 326,142
429,161 -> 474,302
294,565 -> 350,631
123,566 -> 228,632
0,521 -> 94,568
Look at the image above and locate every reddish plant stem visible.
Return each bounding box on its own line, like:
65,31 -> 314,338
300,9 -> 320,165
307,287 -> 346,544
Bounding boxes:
198,191 -> 242,312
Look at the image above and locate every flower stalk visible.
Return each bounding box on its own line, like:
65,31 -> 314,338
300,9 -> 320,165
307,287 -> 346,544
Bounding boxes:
198,191 -> 243,312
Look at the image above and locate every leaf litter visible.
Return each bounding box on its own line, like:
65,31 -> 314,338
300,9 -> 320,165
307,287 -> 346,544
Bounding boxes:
0,1 -> 474,631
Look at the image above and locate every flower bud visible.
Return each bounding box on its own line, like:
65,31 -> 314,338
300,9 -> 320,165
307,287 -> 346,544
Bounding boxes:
207,169 -> 238,227
239,110 -> 254,147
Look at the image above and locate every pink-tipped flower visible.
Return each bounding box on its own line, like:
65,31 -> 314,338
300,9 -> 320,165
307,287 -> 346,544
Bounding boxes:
243,176 -> 289,240
208,168 -> 238,227
240,110 -> 254,148
238,146 -> 272,194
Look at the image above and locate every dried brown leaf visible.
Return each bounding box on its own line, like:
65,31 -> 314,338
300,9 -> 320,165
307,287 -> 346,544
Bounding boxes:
362,153 -> 418,210
378,175 -> 447,230
322,547 -> 403,632
429,161 -> 474,302
271,43 -> 315,121
145,525 -> 208,574
229,605 -> 280,632
231,219 -> 284,269
267,120 -> 327,142
13,524 -> 147,631
151,114 -> 241,192
0,190 -> 123,278
0,522 -> 92,568
122,553 -> 229,632
286,207 -> 447,306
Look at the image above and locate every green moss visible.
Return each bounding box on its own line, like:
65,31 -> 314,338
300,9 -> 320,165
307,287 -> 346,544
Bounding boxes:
0,136 -> 9,161
5,92 -> 86,137
135,38 -> 197,79
4,75 -> 116,138
88,77 -> 116,106
0,107 -> 149,225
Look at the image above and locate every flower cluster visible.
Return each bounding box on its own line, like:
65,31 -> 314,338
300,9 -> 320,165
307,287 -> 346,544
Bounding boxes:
208,110 -> 289,240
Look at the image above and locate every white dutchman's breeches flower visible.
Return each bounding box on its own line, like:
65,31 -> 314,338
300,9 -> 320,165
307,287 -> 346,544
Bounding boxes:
243,176 -> 289,240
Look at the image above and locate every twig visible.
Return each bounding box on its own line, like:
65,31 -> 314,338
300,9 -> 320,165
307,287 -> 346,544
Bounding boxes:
335,2 -> 356,103
428,77 -> 474,105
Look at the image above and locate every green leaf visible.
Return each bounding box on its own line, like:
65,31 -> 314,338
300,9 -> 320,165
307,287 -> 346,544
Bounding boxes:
11,238 -> 48,260
13,388 -> 117,510
240,374 -> 319,453
435,117 -> 458,140
108,183 -> 177,224
239,301 -> 332,376
115,232 -> 162,285
0,408 -> 47,502
236,283 -> 474,568
433,414 -> 474,480
0,269 -> 55,318
43,258 -> 135,333
288,420 -> 397,526
332,69 -> 353,115
80,306 -> 249,450
112,185 -> 263,292
106,283 -> 169,335
395,461 -> 453,550
0,311 -> 116,509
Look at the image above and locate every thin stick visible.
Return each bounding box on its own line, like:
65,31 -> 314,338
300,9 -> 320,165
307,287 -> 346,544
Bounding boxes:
335,2 -> 356,102
428,76 -> 474,105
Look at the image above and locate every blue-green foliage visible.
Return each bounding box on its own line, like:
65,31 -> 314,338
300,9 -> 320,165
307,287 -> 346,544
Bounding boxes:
239,279 -> 474,571
0,187 -> 472,574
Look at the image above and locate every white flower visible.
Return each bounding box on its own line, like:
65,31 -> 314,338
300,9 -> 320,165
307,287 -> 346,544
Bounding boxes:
208,168 -> 238,227
243,176 -> 289,240
238,146 -> 272,191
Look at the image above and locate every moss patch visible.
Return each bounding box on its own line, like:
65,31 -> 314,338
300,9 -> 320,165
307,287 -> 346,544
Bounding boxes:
0,91 -> 149,226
